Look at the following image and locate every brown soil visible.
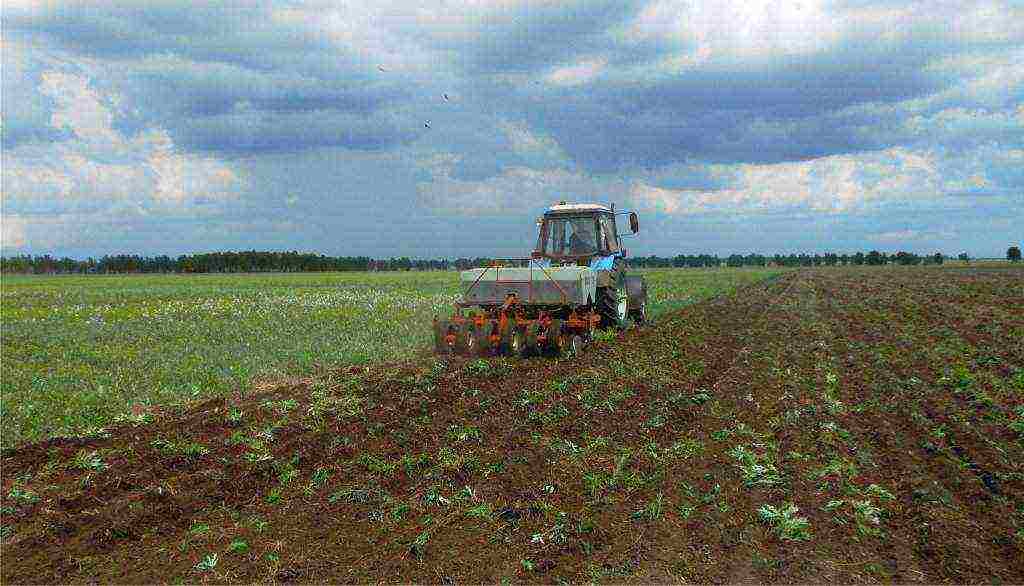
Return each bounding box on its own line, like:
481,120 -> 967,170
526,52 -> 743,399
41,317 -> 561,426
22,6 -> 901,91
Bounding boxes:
3,267 -> 1023,584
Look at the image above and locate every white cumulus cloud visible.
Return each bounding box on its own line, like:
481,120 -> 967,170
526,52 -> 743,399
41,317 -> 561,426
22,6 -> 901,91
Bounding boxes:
1,70 -> 246,251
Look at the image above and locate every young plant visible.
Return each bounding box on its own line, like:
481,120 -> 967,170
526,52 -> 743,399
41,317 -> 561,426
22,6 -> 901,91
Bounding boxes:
851,499 -> 885,537
114,407 -> 154,427
305,466 -> 333,494
226,408 -> 244,426
729,445 -> 783,488
194,553 -> 218,572
632,492 -> 666,523
72,450 -> 108,472
151,438 -> 210,460
759,503 -> 811,541
7,487 -> 39,505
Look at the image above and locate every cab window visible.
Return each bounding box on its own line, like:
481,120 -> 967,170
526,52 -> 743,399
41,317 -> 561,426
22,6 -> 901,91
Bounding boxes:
599,215 -> 618,253
545,216 -> 599,256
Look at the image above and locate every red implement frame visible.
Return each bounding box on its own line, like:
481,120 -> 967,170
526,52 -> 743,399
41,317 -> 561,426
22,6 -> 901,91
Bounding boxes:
436,258 -> 599,354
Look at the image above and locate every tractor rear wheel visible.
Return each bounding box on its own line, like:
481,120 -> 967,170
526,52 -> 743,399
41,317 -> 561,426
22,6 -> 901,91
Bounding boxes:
596,282 -> 628,329
630,297 -> 647,325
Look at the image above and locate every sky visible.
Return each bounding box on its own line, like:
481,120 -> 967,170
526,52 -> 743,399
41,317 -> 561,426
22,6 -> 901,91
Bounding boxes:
2,0 -> 1022,259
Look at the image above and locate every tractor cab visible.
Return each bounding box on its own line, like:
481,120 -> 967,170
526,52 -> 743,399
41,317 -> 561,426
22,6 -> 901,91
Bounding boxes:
534,202 -> 639,264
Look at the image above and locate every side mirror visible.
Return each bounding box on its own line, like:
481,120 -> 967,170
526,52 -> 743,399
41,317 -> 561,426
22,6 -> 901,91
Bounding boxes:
629,212 -> 639,234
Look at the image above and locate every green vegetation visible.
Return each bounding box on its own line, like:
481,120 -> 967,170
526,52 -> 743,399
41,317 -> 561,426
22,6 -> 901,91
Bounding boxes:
2,266 -> 1022,583
759,503 -> 811,541
1,267 -> 778,446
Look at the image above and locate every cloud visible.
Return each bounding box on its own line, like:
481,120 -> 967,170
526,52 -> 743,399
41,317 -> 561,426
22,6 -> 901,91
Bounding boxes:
865,229 -> 956,244
3,0 -> 1021,257
498,120 -> 568,165
2,69 -> 245,251
621,0 -> 844,64
1,216 -> 27,250
416,158 -> 577,216
545,57 -> 608,85
627,144 -> 1019,217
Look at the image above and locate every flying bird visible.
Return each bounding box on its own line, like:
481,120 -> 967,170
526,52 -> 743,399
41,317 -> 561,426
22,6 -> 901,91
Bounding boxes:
377,65 -> 387,72
443,93 -> 450,101
424,121 -> 431,129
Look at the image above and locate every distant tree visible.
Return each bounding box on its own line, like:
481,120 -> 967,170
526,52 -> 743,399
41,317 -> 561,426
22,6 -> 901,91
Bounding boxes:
894,251 -> 921,266
866,250 -> 886,266
958,252 -> 970,263
932,252 -> 944,265
1008,246 -> 1022,262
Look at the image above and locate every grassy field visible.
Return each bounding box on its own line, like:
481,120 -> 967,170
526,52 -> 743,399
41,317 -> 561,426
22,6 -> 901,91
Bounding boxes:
2,266 -> 1021,583
0,267 -> 779,447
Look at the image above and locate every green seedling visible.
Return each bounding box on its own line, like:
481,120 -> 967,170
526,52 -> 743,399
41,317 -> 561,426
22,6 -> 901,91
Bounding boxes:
410,529 -> 431,559
72,450 -> 108,472
730,445 -> 783,488
632,493 -> 666,523
114,409 -> 154,427
151,438 -> 210,459
194,553 -> 218,572
7,487 -> 39,505
851,499 -> 885,537
305,467 -> 333,494
759,503 -> 811,541
466,504 -> 493,519
446,424 -> 483,443
690,391 -> 712,405
226,408 -> 244,426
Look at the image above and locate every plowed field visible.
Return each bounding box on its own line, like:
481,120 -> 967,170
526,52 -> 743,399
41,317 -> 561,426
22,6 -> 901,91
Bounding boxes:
3,268 -> 1023,583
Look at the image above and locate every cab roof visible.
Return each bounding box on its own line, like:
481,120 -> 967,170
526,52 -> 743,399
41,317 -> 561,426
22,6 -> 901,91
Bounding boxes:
545,203 -> 612,214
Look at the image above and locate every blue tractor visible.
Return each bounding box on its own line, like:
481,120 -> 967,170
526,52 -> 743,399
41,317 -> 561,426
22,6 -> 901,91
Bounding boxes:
434,201 -> 647,357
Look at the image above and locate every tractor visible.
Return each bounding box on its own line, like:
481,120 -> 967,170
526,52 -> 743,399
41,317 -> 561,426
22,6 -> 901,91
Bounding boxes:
433,201 -> 647,357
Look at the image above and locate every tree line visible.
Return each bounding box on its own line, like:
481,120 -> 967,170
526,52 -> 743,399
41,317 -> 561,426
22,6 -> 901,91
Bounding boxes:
2,248 -> 1013,275
630,251 -> 953,268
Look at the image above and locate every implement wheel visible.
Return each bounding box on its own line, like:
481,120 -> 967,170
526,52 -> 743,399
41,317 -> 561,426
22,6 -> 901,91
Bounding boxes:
501,321 -> 526,356
475,322 -> 496,356
455,323 -> 479,356
568,334 -> 587,357
545,319 -> 566,356
433,319 -> 455,355
525,322 -> 543,356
